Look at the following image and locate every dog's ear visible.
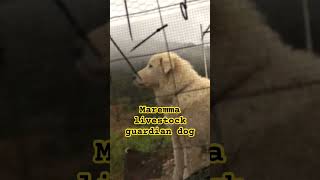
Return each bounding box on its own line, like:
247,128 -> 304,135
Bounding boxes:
160,54 -> 176,74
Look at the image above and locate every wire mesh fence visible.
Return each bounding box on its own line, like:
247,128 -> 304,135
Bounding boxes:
110,0 -> 210,107
110,0 -> 210,178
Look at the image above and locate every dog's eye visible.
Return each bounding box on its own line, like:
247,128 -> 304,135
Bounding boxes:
148,64 -> 153,68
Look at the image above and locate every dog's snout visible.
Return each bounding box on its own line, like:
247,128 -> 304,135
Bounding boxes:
132,75 -> 137,80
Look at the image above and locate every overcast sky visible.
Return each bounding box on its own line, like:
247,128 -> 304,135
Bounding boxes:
110,0 -> 197,18
110,0 -> 210,59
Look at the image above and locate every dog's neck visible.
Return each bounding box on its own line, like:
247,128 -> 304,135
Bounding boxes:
154,62 -> 199,106
213,0 -> 291,99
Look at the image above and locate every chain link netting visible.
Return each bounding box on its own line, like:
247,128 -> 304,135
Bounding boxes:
110,1 -> 210,178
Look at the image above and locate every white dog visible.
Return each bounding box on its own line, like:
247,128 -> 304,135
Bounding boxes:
134,52 -> 210,180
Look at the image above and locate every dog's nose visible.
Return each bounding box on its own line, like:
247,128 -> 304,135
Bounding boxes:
132,75 -> 137,80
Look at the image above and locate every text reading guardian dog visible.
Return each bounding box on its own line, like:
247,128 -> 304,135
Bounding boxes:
124,105 -> 196,137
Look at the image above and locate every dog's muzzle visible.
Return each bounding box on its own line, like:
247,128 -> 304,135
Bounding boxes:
133,75 -> 144,87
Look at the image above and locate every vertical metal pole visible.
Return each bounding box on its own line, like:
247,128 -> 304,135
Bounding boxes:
156,0 -> 180,107
302,0 -> 313,52
200,24 -> 209,78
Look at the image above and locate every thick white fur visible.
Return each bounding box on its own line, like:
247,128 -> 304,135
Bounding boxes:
136,52 -> 210,180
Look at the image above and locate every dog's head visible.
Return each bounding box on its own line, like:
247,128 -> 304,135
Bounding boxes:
133,52 -> 180,88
